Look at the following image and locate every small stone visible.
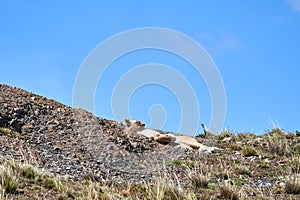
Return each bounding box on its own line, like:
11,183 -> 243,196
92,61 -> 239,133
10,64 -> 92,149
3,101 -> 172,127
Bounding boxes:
258,180 -> 271,188
278,182 -> 285,188
106,144 -> 114,150
222,137 -> 235,143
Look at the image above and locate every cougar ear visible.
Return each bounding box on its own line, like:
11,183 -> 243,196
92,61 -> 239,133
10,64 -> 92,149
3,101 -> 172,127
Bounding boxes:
137,121 -> 145,127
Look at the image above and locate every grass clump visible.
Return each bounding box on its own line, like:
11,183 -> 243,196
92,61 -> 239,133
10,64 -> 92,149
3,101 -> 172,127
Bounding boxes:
20,164 -> 38,179
268,128 -> 285,136
285,174 -> 300,194
0,127 -> 19,137
234,166 -> 251,176
150,178 -> 192,200
43,177 -> 56,189
228,143 -> 242,151
218,130 -> 235,140
290,156 -> 300,174
219,183 -> 239,200
264,134 -> 292,156
187,168 -> 210,189
241,146 -> 258,157
293,143 -> 300,154
259,162 -> 269,169
0,164 -> 19,194
232,178 -> 247,186
166,160 -> 195,168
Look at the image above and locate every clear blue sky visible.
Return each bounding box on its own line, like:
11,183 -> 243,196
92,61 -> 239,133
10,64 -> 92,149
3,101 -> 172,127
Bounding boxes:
1,1 -> 299,135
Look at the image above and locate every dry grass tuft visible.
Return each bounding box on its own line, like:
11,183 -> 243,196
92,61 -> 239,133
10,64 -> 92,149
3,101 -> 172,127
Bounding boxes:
0,163 -> 19,195
187,167 -> 210,189
264,134 -> 292,156
285,174 -> 300,194
290,156 -> 300,174
219,182 -> 240,200
241,146 -> 258,157
218,130 -> 235,140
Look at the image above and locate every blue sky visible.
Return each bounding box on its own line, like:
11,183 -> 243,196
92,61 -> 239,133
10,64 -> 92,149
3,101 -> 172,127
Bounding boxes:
0,1 -> 299,135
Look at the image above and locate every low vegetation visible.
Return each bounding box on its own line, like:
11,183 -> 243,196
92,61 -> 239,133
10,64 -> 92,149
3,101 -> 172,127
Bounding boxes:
1,128 -> 300,199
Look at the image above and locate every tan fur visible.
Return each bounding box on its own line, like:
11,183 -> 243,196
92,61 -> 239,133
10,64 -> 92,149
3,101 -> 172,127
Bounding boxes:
174,135 -> 202,149
153,133 -> 175,144
124,119 -> 145,127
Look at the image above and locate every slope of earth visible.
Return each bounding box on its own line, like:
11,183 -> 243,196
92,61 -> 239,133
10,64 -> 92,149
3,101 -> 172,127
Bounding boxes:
1,84 -> 300,199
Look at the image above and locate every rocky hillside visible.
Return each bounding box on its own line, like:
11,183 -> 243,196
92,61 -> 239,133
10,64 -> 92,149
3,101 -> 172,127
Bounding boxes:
0,84 -> 200,183
1,84 -> 300,199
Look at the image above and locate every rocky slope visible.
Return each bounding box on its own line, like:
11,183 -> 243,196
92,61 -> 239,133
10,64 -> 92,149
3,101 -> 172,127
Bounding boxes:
2,84 -> 300,199
0,84 -> 199,183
